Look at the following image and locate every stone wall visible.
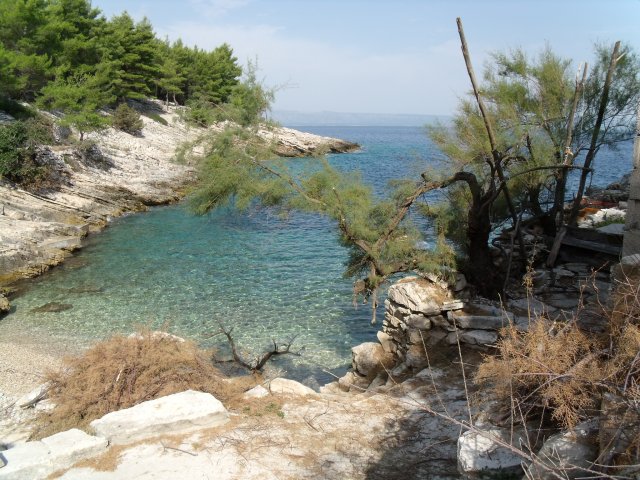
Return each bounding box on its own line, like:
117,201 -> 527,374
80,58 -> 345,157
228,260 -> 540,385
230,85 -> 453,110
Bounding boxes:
335,276 -> 524,392
380,277 -> 517,370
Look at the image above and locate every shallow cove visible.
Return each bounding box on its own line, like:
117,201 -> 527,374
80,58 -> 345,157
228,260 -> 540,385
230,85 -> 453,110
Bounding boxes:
0,126 -> 632,387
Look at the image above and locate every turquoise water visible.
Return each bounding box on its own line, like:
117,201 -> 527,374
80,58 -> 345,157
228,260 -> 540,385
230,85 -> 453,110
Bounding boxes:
0,126 -> 633,386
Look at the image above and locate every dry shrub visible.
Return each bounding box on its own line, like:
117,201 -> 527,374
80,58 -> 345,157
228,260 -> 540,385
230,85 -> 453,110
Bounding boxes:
477,268 -> 640,470
33,331 -> 253,439
476,319 -> 605,429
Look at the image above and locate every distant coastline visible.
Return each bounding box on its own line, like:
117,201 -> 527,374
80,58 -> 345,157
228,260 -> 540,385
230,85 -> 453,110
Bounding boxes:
270,110 -> 450,127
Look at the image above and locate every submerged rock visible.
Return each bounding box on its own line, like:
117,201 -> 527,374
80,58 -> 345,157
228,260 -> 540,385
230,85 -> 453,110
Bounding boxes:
0,294 -> 9,315
30,302 -> 73,313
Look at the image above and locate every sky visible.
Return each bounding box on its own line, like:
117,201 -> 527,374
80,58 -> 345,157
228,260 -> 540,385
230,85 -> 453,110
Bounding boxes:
91,0 -> 640,116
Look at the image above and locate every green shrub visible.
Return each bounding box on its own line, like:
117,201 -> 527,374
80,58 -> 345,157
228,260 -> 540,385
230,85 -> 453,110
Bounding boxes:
0,96 -> 35,120
0,118 -> 54,185
23,115 -> 54,146
0,121 -> 27,178
183,96 -> 217,127
112,103 -> 143,134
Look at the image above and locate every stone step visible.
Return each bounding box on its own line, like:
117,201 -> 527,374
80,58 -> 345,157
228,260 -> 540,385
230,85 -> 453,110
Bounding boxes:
0,429 -> 107,480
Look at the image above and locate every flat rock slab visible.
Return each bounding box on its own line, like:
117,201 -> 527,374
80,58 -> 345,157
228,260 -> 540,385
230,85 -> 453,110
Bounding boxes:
0,428 -> 107,480
90,390 -> 229,445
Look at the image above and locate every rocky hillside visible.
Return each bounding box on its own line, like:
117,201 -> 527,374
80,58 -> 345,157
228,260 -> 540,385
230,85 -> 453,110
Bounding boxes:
0,109 -> 358,286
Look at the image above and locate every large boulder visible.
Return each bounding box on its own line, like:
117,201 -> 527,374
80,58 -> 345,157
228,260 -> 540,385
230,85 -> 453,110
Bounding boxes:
90,390 -> 229,445
387,277 -> 450,315
525,420 -> 599,480
351,342 -> 395,378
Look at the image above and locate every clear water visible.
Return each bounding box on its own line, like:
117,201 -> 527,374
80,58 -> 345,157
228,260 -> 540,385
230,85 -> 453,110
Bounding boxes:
0,126 -> 633,386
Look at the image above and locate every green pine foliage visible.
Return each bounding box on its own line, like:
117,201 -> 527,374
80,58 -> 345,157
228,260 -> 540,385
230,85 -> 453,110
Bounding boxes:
37,72 -> 111,140
0,0 -> 243,111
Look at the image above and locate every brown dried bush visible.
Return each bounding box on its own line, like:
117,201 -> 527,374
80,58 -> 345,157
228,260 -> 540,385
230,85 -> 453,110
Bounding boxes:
476,319 -> 605,429
32,331 -> 252,439
476,268 -> 640,470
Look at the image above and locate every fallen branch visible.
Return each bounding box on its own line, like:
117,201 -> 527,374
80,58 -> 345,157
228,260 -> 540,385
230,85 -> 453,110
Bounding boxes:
207,320 -> 303,372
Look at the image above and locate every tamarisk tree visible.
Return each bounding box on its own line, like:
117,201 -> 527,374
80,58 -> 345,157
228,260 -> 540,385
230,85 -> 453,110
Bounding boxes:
191,19 -> 640,309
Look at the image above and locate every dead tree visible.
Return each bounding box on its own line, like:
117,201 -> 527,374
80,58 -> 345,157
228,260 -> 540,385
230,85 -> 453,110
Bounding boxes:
208,320 -> 302,372
568,41 -> 623,226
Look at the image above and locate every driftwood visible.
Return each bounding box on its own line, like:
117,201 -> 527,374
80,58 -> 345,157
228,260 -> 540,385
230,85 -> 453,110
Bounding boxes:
19,384 -> 51,409
207,321 -> 302,372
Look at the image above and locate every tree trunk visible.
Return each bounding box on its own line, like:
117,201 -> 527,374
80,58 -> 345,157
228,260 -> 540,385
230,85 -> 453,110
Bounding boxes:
568,41 -> 622,226
549,63 -> 588,234
466,195 -> 503,298
456,17 -> 526,260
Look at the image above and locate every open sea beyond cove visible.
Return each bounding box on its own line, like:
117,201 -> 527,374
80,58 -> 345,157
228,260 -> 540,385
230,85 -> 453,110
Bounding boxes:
0,126 -> 632,386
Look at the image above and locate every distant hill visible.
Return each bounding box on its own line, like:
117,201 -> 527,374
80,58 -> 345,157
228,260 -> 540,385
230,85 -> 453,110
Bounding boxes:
270,110 -> 449,127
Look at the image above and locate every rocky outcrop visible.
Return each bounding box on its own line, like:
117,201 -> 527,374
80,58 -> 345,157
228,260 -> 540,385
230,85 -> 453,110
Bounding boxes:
381,277 -> 513,370
334,275 -> 523,392
0,110 -> 357,285
258,126 -> 359,157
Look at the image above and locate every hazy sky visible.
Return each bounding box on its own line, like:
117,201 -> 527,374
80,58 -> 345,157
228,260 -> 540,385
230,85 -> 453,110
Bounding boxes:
91,0 -> 640,116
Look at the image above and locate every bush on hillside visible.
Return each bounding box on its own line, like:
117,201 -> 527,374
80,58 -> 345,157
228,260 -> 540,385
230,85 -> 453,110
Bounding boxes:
0,117 -> 54,186
112,103 -> 143,134
0,96 -> 36,120
31,331 -> 254,439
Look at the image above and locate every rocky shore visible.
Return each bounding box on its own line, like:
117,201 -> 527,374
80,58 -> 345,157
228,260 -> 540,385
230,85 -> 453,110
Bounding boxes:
0,108 -> 358,288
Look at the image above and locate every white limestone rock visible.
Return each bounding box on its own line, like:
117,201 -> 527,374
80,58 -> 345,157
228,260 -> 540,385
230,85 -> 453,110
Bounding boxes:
525,420 -> 598,480
242,385 -> 269,399
376,331 -> 396,353
449,312 -> 512,330
90,390 -> 229,445
387,277 -> 449,315
447,329 -> 498,346
0,429 -> 107,480
17,383 -> 50,409
269,378 -> 316,396
403,313 -> 431,330
351,342 -> 395,377
457,428 -> 525,475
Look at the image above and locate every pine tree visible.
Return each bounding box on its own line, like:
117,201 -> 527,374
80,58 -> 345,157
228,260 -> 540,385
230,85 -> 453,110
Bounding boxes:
37,73 -> 112,140
100,13 -> 160,102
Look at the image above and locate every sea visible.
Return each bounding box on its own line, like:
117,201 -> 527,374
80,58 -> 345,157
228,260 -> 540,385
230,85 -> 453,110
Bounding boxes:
0,125 -> 633,387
